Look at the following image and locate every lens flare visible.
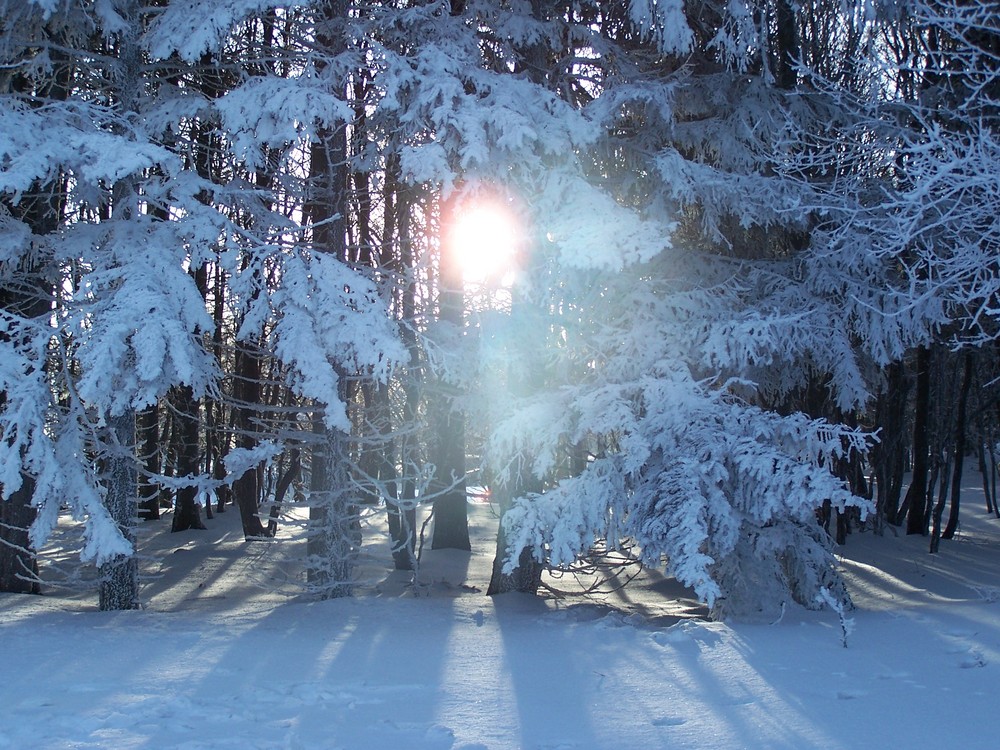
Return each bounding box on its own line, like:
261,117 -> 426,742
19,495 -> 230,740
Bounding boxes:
445,201 -> 520,285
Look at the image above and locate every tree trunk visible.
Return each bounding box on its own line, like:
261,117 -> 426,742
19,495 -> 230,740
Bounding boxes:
210,262 -> 231,513
267,448 -> 300,537
925,457 -> 942,537
170,385 -> 207,533
929,455 -> 951,553
875,361 -> 908,527
487,477 -> 543,595
905,346 -> 932,534
389,181 -> 418,570
99,410 -> 139,610
0,261 -> 47,592
0,41 -> 69,593
488,282 -> 546,593
429,194 -> 470,551
0,481 -> 41,594
306,418 -> 358,598
137,403 -> 161,520
774,0 -> 800,90
429,394 -> 470,551
302,0 -> 363,592
231,339 -> 268,538
979,436 -> 999,517
942,352 -> 974,540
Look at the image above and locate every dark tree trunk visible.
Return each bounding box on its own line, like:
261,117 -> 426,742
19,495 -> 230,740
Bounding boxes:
430,194 -> 470,552
387,501 -> 417,571
231,340 -> 268,538
0,263 -> 47,592
925,457 -> 942,536
267,448 -> 300,537
157,407 -> 177,509
487,476 -> 544,596
488,289 -> 546,593
194,263 -> 214,521
99,411 -> 140,610
835,508 -> 849,546
942,352 -> 974,540
905,347 -> 932,534
0,481 -> 41,594
307,416 -> 358,598
303,0 -> 363,595
774,0 -> 800,90
137,403 -> 161,520
875,361 -> 908,526
979,437 -> 999,517
429,397 -> 471,551
389,181 -> 418,570
210,262 -> 230,513
100,6 -> 143,609
929,455 -> 951,553
170,385 -> 207,533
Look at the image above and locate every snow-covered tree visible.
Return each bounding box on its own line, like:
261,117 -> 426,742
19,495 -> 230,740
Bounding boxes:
381,0 -> 883,618
0,0 -> 405,603
775,0 -> 1000,532
9,0 -> 990,617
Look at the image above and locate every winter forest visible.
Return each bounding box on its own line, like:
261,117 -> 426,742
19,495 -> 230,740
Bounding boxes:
1,0 -> 1000,747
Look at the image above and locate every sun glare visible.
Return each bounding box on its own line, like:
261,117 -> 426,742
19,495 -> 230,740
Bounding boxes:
446,201 -> 520,286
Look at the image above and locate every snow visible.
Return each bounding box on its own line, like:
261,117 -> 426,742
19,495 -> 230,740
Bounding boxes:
1,480 -> 998,750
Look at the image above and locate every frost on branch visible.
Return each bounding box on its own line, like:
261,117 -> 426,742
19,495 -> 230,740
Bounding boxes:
216,74 -> 353,171
64,221 -> 218,416
143,0 -> 289,63
627,0 -> 694,56
493,365 -> 870,622
268,250 -> 406,431
476,119 -> 875,618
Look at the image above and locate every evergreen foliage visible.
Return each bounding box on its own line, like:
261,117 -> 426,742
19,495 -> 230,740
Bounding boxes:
0,0 -> 996,619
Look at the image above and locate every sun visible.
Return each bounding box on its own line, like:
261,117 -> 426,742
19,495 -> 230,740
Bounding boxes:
444,200 -> 520,285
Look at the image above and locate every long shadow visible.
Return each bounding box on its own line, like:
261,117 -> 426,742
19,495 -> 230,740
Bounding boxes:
124,547 -> 472,749
136,509 -> 288,614
658,622 -> 840,749
492,593 -> 599,749
722,603 -> 1000,748
299,532 -> 474,747
0,505 -> 475,750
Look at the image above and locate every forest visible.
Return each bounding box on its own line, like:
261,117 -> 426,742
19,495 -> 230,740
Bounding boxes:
1,0 -> 999,626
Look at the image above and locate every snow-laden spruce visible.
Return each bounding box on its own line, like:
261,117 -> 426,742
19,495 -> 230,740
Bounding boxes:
479,253 -> 871,620
403,1 -> 885,618
779,0 -> 1000,348
0,0 -> 404,580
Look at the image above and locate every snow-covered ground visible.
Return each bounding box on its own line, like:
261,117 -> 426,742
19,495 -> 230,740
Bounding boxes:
1,479 -> 998,750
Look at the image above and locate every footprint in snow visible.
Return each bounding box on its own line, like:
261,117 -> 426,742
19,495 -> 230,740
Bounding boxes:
66,683 -> 103,694
836,689 -> 869,700
876,671 -> 911,680
945,642 -> 988,667
959,651 -> 987,669
652,716 -> 687,727
944,628 -> 977,638
652,629 -> 690,646
425,724 -> 456,742
651,620 -> 720,647
288,682 -> 339,705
